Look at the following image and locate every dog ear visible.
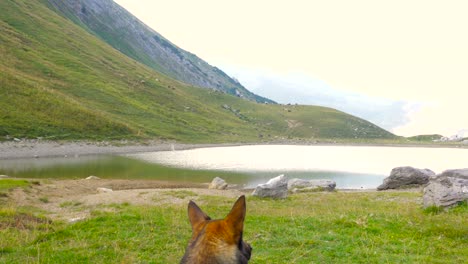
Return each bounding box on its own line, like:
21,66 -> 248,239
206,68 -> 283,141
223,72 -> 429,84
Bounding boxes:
188,201 -> 211,234
225,195 -> 246,233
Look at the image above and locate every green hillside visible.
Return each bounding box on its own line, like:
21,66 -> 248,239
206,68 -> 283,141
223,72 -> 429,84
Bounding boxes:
0,0 -> 396,143
45,0 -> 274,104
407,134 -> 443,142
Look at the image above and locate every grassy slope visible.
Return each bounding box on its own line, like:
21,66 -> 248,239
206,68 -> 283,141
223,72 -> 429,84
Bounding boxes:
0,0 -> 396,143
1,191 -> 466,263
45,0 -> 274,104
407,134 -> 443,142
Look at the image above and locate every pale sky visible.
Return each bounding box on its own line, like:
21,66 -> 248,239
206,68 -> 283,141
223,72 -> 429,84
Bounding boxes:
114,0 -> 468,137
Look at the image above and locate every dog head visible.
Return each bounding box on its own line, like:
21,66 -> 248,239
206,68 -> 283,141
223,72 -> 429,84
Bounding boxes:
180,195 -> 251,264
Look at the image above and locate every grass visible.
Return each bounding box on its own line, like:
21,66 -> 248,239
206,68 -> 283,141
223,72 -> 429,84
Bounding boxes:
0,179 -> 30,199
0,179 -> 30,191
164,190 -> 198,199
59,201 -> 83,208
1,191 -> 467,263
0,0 -> 397,143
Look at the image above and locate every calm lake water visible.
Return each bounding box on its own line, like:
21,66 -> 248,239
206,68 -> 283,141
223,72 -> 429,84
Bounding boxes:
128,145 -> 468,188
2,145 -> 468,189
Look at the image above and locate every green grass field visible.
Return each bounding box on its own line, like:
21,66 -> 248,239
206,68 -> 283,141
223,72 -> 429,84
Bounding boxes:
1,190 -> 466,263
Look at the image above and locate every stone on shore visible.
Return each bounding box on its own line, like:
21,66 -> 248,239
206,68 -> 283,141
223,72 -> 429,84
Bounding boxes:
288,178 -> 336,193
0,175 -> 10,179
97,187 -> 113,193
86,176 -> 101,180
423,169 -> 468,208
208,177 -> 228,190
377,166 -> 435,190
252,174 -> 288,199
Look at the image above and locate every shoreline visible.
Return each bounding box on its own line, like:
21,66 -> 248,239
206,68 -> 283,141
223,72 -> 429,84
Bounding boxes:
1,177 -> 418,222
0,139 -> 467,160
0,140 -> 242,160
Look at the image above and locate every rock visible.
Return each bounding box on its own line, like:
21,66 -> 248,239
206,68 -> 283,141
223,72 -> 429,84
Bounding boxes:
435,169 -> 468,179
423,169 -> 468,207
96,187 -> 113,193
288,178 -> 336,193
0,175 -> 10,179
377,166 -> 435,190
252,175 -> 288,199
68,216 -> 86,223
86,176 -> 100,180
208,177 -> 228,190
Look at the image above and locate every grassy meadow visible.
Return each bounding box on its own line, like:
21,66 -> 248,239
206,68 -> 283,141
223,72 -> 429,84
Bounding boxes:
1,182 -> 467,263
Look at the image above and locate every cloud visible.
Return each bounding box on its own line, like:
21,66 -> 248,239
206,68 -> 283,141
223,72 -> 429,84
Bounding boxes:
219,65 -> 409,132
392,101 -> 468,137
115,0 -> 468,138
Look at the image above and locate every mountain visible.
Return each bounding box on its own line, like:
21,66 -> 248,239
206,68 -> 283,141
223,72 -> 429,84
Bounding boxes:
0,0 -> 396,142
45,0 -> 273,104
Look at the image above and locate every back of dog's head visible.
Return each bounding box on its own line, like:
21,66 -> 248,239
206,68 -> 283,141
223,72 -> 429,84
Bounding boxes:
180,196 -> 252,264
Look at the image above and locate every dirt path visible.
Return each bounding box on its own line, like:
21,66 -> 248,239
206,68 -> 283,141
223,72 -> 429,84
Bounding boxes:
4,179 -> 249,223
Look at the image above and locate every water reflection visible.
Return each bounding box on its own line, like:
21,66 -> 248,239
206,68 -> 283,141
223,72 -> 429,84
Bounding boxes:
130,145 -> 468,175
0,155 -> 251,185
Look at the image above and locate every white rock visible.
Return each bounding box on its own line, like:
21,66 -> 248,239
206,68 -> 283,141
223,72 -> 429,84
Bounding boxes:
288,178 -> 336,193
208,177 -> 228,190
68,216 -> 86,223
252,174 -> 288,199
86,176 -> 100,180
97,187 -> 113,193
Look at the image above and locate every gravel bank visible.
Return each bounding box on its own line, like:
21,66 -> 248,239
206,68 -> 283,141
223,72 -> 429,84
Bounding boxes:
2,139 -> 466,160
0,140 -> 238,160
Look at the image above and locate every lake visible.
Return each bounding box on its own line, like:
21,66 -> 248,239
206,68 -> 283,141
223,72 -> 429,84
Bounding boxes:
128,145 -> 468,188
2,145 -> 468,189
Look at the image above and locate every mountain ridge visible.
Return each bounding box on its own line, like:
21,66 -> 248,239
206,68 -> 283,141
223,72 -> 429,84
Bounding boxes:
45,0 -> 274,103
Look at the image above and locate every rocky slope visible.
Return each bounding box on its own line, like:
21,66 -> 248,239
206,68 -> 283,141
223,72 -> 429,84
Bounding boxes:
46,0 -> 273,103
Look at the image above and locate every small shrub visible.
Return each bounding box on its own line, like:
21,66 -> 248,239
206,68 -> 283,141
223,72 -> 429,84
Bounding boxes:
59,201 -> 82,207
39,197 -> 49,203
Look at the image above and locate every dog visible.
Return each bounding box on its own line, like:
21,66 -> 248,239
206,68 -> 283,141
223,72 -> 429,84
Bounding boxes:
180,195 -> 252,264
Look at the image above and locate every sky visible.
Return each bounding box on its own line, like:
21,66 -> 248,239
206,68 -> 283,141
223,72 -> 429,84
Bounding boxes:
114,0 -> 468,137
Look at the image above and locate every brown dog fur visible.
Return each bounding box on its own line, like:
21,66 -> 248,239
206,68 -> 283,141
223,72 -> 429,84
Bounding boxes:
180,195 -> 252,264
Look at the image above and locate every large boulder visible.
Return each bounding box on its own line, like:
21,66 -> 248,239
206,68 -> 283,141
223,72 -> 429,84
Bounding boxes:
288,178 -> 336,193
377,166 -> 435,190
252,175 -> 288,199
423,169 -> 468,208
208,177 -> 228,190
